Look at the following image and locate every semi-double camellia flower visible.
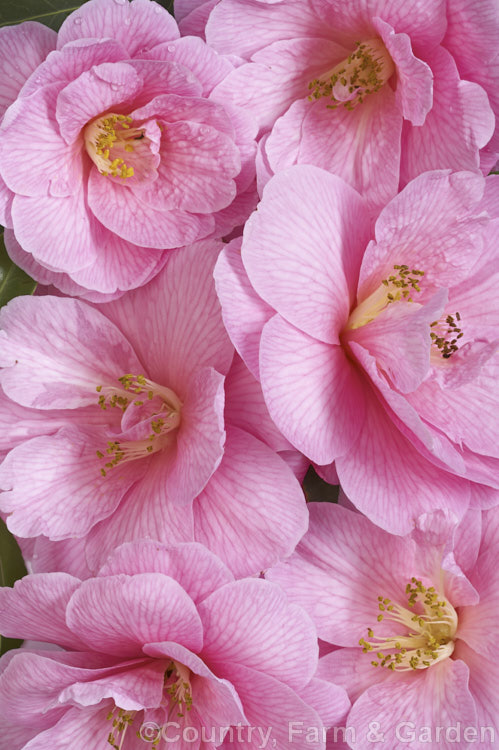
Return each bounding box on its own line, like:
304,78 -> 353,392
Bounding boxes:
0,0 -> 257,299
268,503 -> 499,749
215,166 -> 499,533
0,541 -> 349,748
199,0 -> 498,210
0,240 -> 308,576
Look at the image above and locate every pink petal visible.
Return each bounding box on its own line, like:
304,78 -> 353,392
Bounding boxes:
193,426 -> 308,577
55,62 -> 143,144
84,457 -> 194,573
259,315 -> 367,464
31,536 -> 93,580
358,170 -> 487,299
374,17 -> 433,126
211,37 -> 349,132
11,189 -> 101,274
18,39 -> 128,98
143,640 -> 247,727
335,391 -> 471,534
0,23 -> 56,118
22,704 -> 125,750
58,0 -> 179,55
457,548 -> 499,659
199,578 -> 317,689
142,36 -> 234,96
348,340 -> 465,475
347,291 -> 445,393
66,573 -> 203,656
0,573 -> 86,649
134,119 -> 240,213
312,0 -> 447,51
99,239 -> 234,395
66,228 -> 168,297
317,648 -> 394,705
347,659 -> 476,750
0,425 -> 145,539
267,88 -> 402,212
216,663 -> 326,750
206,0 -> 325,58
214,238 -> 274,379
87,167 -> 214,249
0,84 -> 81,198
400,47 -> 495,186
3,227 -> 128,301
300,676 -> 350,729
0,296 -> 142,409
99,540 -> 234,604
166,366 -> 226,503
267,503 -> 416,646
453,639 -> 499,738
224,354 -> 293,452
242,165 -> 370,343
0,174 -> 13,227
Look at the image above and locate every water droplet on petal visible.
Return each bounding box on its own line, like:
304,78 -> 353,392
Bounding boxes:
124,16 -> 131,25
167,44 -> 175,53
113,0 -> 127,4
153,4 -> 162,12
110,83 -> 120,91
73,16 -> 82,24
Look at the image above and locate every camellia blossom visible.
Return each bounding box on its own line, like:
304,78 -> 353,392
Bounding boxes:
0,0 -> 257,299
0,239 -> 308,576
198,0 -> 498,210
268,503 -> 499,749
0,540 -> 350,749
215,166 -> 499,533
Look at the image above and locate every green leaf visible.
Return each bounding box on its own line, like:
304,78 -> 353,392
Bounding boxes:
0,231 -> 37,307
0,0 -> 173,30
0,519 -> 27,655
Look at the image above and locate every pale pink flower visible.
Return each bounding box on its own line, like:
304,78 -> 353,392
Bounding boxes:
268,503 -> 499,749
0,240 -> 308,576
215,167 -> 499,533
0,0 -> 257,300
0,540 -> 349,749
202,0 -> 497,210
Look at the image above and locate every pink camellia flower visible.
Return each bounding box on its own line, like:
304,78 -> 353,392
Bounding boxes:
0,540 -> 350,749
200,0 -> 497,210
268,503 -> 499,749
215,166 -> 499,534
0,0 -> 257,300
0,239 -> 308,576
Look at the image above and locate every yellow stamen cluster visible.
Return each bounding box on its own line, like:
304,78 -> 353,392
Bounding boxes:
430,312 -> 463,359
308,38 -> 395,110
94,115 -> 135,178
359,578 -> 457,672
95,374 -> 182,477
165,661 -> 193,719
381,265 -> 424,303
107,707 -> 135,750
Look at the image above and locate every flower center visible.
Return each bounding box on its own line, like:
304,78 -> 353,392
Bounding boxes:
346,265 -> 425,330
308,38 -> 395,110
95,373 -> 182,476
105,662 -> 192,750
359,577 -> 458,672
84,112 -> 146,179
